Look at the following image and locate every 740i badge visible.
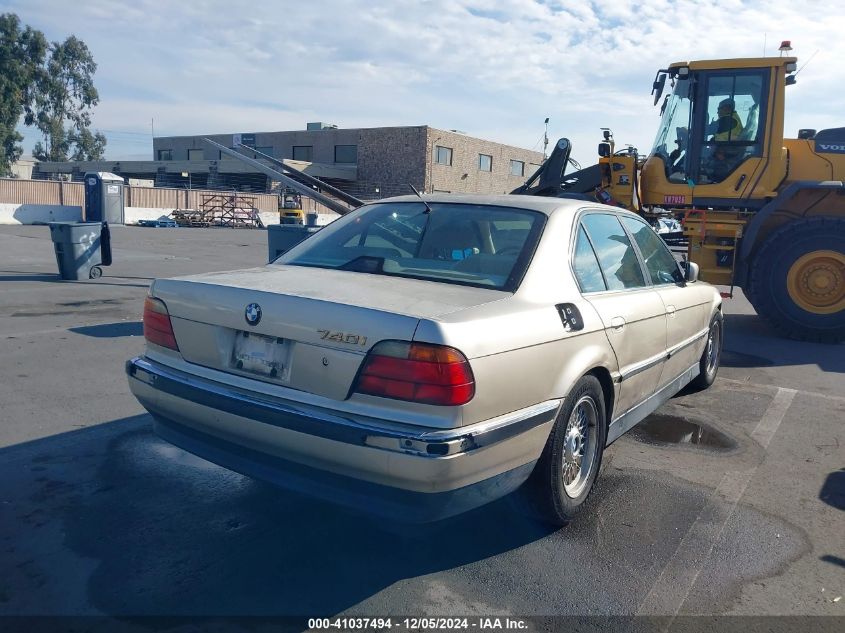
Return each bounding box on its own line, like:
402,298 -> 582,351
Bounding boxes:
317,330 -> 368,346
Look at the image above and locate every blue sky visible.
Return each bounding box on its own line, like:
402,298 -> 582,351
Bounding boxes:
9,0 -> 844,166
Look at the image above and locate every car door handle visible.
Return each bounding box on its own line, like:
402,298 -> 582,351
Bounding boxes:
666,305 -> 676,317
610,316 -> 626,330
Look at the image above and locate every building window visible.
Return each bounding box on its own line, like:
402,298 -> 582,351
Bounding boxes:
255,146 -> 274,157
292,146 -> 313,162
435,146 -> 453,166
157,149 -> 173,161
187,149 -> 203,161
219,149 -> 237,160
478,154 -> 492,172
510,159 -> 525,176
334,145 -> 357,164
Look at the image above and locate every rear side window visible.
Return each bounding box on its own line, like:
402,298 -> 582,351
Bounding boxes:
581,214 -> 646,291
573,226 -> 606,293
620,216 -> 684,285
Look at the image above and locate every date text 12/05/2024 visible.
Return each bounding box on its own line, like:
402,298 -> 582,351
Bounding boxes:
307,617 -> 529,630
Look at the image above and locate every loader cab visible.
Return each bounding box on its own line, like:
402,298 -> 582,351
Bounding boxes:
641,57 -> 796,208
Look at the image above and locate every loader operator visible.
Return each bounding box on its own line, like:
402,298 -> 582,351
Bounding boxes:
704,98 -> 744,182
709,98 -> 744,141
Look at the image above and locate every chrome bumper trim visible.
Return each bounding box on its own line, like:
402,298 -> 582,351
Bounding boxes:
126,356 -> 559,458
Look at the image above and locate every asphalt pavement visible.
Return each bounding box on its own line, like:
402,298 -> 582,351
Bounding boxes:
0,224 -> 842,628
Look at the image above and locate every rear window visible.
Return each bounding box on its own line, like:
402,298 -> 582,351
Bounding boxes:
277,202 -> 545,291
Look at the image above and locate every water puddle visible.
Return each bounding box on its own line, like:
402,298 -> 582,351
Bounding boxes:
630,413 -> 736,450
57,299 -> 123,307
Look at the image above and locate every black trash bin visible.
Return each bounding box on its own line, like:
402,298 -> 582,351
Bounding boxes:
48,222 -> 104,280
267,224 -> 320,262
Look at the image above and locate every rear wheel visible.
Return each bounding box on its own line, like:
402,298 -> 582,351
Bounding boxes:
519,375 -> 607,526
89,265 -> 103,279
748,217 -> 845,343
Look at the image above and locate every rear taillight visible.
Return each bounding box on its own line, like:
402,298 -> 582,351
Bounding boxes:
143,296 -> 179,351
354,341 -> 475,406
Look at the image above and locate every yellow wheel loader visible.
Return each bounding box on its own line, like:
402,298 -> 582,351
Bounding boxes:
519,52 -> 845,343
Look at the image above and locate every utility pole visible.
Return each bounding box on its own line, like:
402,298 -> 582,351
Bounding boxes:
543,117 -> 550,160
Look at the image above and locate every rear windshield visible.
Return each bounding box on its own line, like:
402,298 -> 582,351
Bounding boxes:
276,202 -> 546,291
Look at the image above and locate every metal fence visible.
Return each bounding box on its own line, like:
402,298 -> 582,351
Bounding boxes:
126,186 -> 279,213
0,178 -> 84,206
0,178 -> 279,213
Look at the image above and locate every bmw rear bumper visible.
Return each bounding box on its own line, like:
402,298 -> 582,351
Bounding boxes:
126,356 -> 558,521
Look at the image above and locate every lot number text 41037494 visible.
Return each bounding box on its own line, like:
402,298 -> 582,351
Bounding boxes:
307,617 -> 529,630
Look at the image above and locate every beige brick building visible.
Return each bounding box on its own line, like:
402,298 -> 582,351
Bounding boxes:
152,124 -> 544,199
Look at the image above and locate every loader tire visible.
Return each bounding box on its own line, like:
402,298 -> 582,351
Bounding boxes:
747,217 -> 845,343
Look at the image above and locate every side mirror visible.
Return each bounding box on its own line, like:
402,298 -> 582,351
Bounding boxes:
598,143 -> 611,158
652,73 -> 667,106
680,260 -> 699,282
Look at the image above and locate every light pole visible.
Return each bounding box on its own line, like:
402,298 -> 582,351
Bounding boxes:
543,117 -> 550,160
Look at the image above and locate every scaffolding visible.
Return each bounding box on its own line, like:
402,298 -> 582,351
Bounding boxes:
172,193 -> 264,228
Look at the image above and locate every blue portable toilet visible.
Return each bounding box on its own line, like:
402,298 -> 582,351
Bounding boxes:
84,172 -> 125,224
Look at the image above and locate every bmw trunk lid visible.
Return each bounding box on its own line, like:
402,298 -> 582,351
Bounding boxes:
149,265 -> 507,400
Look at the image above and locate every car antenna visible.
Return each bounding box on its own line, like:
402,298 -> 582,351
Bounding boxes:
408,183 -> 433,213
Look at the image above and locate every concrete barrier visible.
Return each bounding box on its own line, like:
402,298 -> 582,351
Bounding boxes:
258,212 -> 279,227
313,212 -> 340,226
0,203 -> 82,224
0,204 -> 179,226
259,211 -> 339,227
0,203 -> 342,227
123,207 -> 177,225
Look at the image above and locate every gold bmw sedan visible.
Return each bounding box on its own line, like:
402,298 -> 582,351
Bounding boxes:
127,195 -> 722,525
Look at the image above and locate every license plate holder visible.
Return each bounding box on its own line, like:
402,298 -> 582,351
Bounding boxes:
231,331 -> 289,379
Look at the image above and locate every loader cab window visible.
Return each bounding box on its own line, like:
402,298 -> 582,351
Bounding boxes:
695,70 -> 767,184
651,75 -> 693,184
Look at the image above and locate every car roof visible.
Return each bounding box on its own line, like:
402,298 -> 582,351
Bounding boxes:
374,193 -> 596,217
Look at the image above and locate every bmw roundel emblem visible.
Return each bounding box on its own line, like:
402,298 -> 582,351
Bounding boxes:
244,303 -> 262,326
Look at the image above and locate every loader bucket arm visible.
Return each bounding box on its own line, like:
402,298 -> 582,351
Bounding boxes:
511,138 -> 572,196
204,139 -> 357,216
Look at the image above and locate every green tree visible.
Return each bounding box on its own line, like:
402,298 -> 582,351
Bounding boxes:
69,127 -> 107,161
0,13 -> 47,176
33,35 -> 106,162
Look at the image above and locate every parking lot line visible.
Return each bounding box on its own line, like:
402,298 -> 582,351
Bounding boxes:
637,387 -> 797,618
719,376 -> 845,403
750,388 -> 798,448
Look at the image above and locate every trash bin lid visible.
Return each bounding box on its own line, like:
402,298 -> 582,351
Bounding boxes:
48,221 -> 102,242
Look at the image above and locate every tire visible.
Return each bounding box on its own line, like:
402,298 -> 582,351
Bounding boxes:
518,375 -> 607,526
690,311 -> 723,391
89,265 -> 103,279
747,217 -> 845,343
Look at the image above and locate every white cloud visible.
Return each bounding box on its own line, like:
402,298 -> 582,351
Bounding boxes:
9,0 -> 844,166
